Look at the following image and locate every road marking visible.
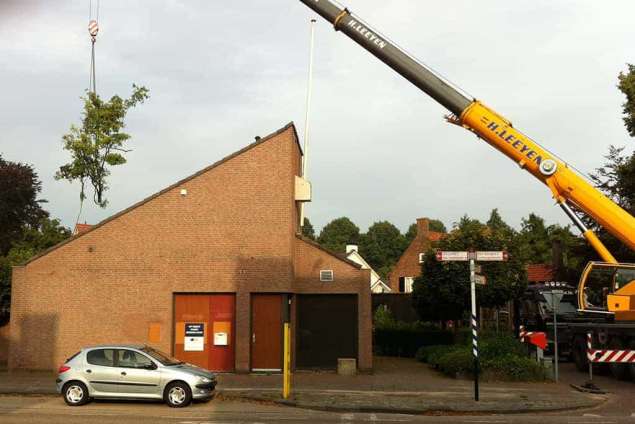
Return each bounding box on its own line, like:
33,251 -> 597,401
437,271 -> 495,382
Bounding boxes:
340,413 -> 355,421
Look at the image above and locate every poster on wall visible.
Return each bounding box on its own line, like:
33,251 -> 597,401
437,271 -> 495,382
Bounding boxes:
184,323 -> 204,351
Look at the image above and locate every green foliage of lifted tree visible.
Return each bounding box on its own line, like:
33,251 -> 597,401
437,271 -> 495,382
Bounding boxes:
56,85 -> 149,209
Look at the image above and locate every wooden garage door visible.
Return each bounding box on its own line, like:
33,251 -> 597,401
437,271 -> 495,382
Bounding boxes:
297,295 -> 358,369
251,294 -> 283,371
174,294 -> 235,372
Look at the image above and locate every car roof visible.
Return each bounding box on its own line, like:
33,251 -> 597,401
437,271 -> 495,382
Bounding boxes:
82,344 -> 148,350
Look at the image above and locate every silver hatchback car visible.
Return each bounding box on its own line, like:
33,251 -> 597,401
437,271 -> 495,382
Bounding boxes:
56,344 -> 216,407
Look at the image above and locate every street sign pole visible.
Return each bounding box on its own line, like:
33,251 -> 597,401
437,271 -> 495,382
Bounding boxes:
436,249 -> 507,403
469,257 -> 479,402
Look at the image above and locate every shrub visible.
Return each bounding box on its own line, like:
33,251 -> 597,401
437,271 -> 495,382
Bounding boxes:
374,326 -> 454,357
436,348 -> 473,377
482,354 -> 545,381
415,344 -> 457,364
479,334 -> 527,360
416,334 -> 544,381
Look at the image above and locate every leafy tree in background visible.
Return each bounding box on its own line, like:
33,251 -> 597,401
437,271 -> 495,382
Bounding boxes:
618,64 -> 635,137
429,219 -> 447,233
318,217 -> 360,253
301,217 -> 315,240
56,85 -> 149,208
583,65 -> 635,262
0,217 -> 71,324
0,155 -> 48,256
359,221 -> 407,279
412,215 -> 526,322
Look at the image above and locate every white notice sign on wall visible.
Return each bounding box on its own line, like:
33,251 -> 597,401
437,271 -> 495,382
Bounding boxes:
214,332 -> 228,346
184,323 -> 204,352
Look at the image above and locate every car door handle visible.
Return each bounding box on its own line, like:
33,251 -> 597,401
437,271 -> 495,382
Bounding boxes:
86,369 -> 92,373
121,371 -> 127,376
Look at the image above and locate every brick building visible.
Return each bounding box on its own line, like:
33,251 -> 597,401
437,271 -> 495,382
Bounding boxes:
8,123 -> 372,372
388,218 -> 443,293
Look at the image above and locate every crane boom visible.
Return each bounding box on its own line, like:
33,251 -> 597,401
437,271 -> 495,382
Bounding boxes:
299,0 -> 635,263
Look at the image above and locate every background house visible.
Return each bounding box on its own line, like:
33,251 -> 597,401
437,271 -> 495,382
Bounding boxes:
344,244 -> 391,293
388,218 -> 444,293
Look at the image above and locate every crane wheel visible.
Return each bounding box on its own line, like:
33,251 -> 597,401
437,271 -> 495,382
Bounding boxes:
608,337 -> 631,380
572,336 -> 588,372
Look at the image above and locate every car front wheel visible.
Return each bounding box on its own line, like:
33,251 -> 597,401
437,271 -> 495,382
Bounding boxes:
164,381 -> 192,408
63,381 -> 89,406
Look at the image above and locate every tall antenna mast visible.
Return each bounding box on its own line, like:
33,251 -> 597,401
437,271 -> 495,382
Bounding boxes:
302,18 -> 316,178
300,18 -> 317,229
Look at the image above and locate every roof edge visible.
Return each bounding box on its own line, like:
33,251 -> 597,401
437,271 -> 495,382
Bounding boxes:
295,234 -> 363,270
23,122 -> 298,267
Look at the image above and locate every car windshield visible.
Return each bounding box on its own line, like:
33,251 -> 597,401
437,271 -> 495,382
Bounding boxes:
140,347 -> 183,366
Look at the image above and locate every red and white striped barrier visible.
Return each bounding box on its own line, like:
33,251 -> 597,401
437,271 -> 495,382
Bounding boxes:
586,332 -> 635,363
519,326 -> 547,350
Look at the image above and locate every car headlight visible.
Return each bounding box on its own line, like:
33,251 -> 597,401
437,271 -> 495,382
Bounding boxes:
199,377 -> 211,383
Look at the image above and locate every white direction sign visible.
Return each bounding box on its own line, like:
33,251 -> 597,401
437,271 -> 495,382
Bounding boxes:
436,250 -> 508,262
475,251 -> 509,262
435,251 -> 469,261
474,274 -> 487,285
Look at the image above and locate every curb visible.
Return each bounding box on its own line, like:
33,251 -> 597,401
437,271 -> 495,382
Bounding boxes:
219,391 -> 608,416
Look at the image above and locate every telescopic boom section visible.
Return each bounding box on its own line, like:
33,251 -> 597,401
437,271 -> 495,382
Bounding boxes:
299,0 -> 635,262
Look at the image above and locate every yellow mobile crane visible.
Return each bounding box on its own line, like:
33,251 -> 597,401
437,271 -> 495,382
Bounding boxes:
299,0 -> 635,375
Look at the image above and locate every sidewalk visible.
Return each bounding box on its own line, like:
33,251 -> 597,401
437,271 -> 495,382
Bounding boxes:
0,357 -> 606,414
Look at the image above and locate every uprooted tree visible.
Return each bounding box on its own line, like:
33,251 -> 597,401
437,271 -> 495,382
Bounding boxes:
56,84 -> 149,209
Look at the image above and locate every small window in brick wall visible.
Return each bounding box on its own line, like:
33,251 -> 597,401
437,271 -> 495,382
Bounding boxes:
320,270 -> 334,282
419,253 -> 425,263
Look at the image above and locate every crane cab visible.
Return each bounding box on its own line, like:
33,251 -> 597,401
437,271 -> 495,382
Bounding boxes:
578,262 -> 635,321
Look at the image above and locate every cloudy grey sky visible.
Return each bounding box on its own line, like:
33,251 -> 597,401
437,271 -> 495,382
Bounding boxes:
1,0 -> 634,234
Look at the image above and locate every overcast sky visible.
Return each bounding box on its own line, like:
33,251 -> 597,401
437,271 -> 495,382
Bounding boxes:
1,0 -> 634,235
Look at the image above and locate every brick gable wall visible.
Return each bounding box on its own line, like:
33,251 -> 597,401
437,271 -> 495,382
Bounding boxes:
9,125 -> 301,371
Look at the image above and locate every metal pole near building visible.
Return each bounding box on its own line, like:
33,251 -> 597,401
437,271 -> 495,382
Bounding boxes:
552,293 -> 559,382
470,258 -> 479,402
283,323 -> 292,399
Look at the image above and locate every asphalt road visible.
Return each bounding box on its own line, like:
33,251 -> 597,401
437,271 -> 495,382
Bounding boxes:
0,363 -> 633,423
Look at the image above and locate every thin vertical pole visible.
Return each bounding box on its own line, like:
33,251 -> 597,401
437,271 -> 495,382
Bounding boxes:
587,332 -> 593,383
470,258 -> 479,401
302,18 -> 316,178
300,19 -> 316,229
283,323 -> 291,399
553,294 -> 559,382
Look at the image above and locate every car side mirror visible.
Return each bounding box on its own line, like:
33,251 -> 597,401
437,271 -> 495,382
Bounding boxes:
143,363 -> 157,370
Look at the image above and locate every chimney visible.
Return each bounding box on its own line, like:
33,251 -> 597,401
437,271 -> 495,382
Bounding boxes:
346,244 -> 358,254
416,218 -> 430,235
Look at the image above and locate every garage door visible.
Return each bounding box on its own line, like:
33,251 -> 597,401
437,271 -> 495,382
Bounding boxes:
174,294 -> 235,372
296,294 -> 358,369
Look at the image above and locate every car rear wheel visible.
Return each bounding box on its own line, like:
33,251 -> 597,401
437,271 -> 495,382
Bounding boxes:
63,381 -> 89,406
164,381 -> 192,408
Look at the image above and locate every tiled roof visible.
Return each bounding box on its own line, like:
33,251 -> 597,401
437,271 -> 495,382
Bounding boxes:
526,264 -> 555,282
73,223 -> 93,235
427,231 -> 445,242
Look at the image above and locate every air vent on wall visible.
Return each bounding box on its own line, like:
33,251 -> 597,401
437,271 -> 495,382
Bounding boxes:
320,270 -> 334,282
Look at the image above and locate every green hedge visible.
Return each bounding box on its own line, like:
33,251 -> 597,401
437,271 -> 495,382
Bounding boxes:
415,334 -> 544,381
374,327 -> 454,357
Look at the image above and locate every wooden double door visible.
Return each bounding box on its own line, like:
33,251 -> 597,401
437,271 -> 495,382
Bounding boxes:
174,294 -> 235,372
251,294 -> 284,371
